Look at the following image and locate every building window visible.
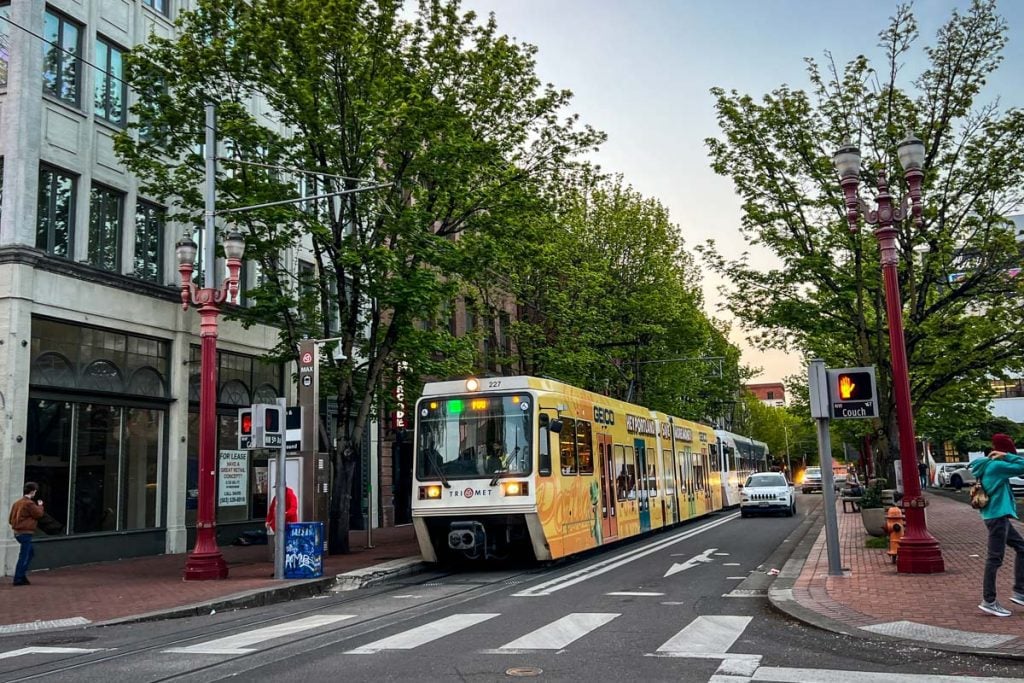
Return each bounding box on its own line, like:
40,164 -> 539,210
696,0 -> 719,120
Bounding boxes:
0,4 -> 10,88
134,200 -> 164,282
37,166 -> 76,258
89,185 -> 123,271
94,38 -> 126,126
142,0 -> 170,17
766,391 -> 775,400
43,9 -> 81,105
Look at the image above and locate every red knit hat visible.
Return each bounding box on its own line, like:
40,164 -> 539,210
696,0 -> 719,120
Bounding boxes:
992,433 -> 1017,453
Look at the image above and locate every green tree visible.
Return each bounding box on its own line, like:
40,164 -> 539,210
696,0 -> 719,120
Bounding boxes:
702,1 -> 1024,472
117,0 -> 602,552
474,167 -> 743,422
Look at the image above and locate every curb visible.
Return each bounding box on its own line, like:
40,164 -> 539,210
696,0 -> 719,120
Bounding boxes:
87,555 -> 428,629
766,498 -> 1024,661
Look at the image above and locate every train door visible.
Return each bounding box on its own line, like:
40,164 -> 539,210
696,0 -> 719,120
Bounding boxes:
598,434 -> 617,540
635,438 -> 651,532
664,447 -> 679,524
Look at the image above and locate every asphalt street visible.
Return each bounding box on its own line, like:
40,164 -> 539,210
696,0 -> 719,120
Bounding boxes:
3,493 -> 1024,683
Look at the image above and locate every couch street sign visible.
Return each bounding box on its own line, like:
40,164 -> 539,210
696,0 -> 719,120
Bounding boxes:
825,366 -> 878,420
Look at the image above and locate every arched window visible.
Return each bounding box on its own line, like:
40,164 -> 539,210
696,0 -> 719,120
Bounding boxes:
30,351 -> 76,388
128,366 -> 166,398
80,359 -> 125,393
219,379 -> 250,406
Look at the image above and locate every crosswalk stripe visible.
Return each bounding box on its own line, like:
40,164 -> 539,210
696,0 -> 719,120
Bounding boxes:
163,615 -> 354,655
346,613 -> 499,654
750,667 -> 1024,683
656,615 -> 752,655
496,613 -> 619,651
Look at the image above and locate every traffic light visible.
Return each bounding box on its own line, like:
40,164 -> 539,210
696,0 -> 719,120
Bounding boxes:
238,408 -> 253,449
826,367 -> 878,420
836,371 -> 872,401
252,403 -> 284,448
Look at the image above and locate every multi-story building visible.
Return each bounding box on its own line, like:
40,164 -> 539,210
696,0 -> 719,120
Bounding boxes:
0,0 -> 292,574
744,382 -> 786,407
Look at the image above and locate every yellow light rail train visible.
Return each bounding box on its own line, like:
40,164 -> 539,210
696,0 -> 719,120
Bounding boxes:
411,376 -> 763,563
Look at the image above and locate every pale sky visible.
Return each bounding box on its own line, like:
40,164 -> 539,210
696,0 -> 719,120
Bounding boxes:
461,0 -> 1024,385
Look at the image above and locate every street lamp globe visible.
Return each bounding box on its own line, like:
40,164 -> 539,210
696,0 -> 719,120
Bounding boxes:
832,142 -> 862,179
175,237 -> 198,267
222,231 -> 245,260
897,133 -> 926,172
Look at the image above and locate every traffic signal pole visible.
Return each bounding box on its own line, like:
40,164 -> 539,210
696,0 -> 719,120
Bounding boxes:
275,397 -> 287,579
808,359 -> 843,577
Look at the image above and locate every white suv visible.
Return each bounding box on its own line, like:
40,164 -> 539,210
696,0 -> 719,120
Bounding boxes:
740,472 -> 796,517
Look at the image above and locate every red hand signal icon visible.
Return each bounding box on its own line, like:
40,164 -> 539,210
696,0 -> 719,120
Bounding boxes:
838,375 -> 856,400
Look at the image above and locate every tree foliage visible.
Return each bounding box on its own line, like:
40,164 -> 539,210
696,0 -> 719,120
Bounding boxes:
470,167 -> 743,423
701,1 -> 1024,471
117,0 -> 601,552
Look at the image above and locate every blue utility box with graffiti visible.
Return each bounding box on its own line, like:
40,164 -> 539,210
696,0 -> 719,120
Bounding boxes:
284,522 -> 324,579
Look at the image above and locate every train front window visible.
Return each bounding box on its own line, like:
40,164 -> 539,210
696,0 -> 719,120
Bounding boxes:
416,395 -> 533,480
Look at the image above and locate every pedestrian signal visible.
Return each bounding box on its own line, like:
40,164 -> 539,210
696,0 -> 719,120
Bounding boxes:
238,408 -> 254,449
825,367 -> 878,420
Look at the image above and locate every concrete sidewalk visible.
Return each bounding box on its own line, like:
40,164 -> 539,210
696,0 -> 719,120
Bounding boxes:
771,490 -> 1024,658
0,525 -> 424,635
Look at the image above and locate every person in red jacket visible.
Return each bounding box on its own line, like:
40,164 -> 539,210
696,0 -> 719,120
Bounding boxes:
8,482 -> 44,586
265,486 -> 299,534
265,486 -> 298,566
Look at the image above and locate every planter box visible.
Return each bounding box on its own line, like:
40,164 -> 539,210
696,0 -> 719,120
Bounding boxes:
861,507 -> 887,537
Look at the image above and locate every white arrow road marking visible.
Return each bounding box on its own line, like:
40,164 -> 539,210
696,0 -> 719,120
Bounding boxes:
655,615 -> 753,656
164,615 -> 354,655
0,647 -> 109,660
665,547 -> 717,577
492,613 -> 619,652
513,513 -> 739,597
346,613 -> 498,654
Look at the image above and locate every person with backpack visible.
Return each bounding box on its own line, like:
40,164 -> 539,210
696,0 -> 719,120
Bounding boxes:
970,433 -> 1024,617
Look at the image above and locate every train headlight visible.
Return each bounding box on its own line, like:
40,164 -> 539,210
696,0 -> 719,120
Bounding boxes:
419,485 -> 443,500
465,377 -> 480,392
501,481 -> 529,497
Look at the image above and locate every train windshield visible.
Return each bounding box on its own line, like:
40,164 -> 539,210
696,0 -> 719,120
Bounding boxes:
416,394 -> 533,480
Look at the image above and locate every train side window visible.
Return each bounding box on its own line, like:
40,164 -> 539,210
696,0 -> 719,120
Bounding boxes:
623,446 -> 637,499
559,417 -> 577,475
614,444 -> 627,500
576,420 -> 594,475
647,460 -> 658,496
662,449 -> 674,495
538,413 -> 553,477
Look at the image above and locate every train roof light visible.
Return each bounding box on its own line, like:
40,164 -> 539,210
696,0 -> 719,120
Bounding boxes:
465,378 -> 480,392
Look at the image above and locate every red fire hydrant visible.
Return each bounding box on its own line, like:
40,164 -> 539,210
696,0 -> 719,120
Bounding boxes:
885,506 -> 905,563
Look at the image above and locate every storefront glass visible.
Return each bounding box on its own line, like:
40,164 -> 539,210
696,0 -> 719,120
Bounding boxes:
26,318 -> 169,536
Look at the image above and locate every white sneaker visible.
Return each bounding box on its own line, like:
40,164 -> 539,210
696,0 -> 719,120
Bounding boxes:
1011,593 -> 1024,607
979,600 -> 1012,617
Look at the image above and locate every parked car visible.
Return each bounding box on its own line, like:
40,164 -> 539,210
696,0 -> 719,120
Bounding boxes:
740,472 -> 796,517
937,462 -> 969,487
947,466 -> 975,491
801,466 -> 823,494
947,464 -> 1024,498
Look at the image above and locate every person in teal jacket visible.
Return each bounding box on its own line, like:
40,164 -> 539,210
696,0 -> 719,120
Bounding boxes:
970,433 -> 1024,617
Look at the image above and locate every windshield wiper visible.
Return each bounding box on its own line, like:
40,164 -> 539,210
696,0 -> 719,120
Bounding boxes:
430,455 -> 451,488
489,469 -> 511,487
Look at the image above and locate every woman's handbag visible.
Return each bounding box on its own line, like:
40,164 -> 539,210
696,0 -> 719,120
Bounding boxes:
969,479 -> 989,510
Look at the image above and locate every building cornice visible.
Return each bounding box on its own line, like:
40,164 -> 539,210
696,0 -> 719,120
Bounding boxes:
0,245 -> 180,302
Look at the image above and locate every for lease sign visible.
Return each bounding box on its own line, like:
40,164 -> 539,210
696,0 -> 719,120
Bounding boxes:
218,450 -> 249,507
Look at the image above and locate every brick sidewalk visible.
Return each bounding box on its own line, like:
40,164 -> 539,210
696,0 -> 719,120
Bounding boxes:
0,525 -> 420,630
791,491 -> 1024,654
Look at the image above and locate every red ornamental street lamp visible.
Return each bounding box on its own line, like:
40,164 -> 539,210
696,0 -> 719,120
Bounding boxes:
177,230 -> 246,580
834,133 -> 944,574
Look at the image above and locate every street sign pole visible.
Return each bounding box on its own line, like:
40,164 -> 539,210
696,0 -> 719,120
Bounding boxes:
809,359 -> 843,577
275,397 -> 287,580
